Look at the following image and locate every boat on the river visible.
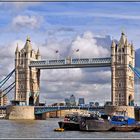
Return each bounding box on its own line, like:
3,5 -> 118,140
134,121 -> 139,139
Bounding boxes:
79,113 -> 113,132
58,112 -> 140,132
58,113 -> 80,131
111,125 -> 136,132
110,115 -> 140,132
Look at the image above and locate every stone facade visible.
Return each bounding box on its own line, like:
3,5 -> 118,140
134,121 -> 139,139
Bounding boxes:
15,37 -> 41,105
105,105 -> 134,118
6,106 -> 35,119
111,32 -> 135,106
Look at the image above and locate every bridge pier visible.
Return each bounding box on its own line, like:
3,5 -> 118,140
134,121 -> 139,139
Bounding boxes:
105,105 -> 135,118
6,105 -> 35,120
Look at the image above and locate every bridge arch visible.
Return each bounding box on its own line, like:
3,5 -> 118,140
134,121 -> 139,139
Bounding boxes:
29,96 -> 34,106
128,94 -> 134,106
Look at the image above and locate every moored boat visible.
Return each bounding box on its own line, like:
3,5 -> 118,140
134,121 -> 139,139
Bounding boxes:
111,125 -> 136,132
58,114 -> 80,131
79,113 -> 113,131
110,115 -> 138,132
58,112 -> 140,132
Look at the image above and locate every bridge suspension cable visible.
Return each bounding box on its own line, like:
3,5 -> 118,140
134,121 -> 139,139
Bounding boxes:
0,83 -> 15,99
129,64 -> 140,78
0,69 -> 15,88
2,81 -> 15,93
129,64 -> 140,105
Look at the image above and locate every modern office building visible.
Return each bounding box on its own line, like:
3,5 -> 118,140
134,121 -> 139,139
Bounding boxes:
78,98 -> 85,106
89,102 -> 94,107
65,94 -> 76,106
65,98 -> 70,106
69,94 -> 76,106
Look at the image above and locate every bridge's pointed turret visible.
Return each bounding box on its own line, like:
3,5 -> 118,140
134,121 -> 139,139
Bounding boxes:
36,48 -> 41,60
15,43 -> 19,53
119,32 -> 126,46
24,36 -> 32,52
111,40 -> 116,61
111,40 -> 116,48
125,37 -> 128,46
15,43 -> 19,60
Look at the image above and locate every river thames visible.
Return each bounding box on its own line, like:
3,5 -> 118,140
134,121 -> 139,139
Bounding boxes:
0,118 -> 140,139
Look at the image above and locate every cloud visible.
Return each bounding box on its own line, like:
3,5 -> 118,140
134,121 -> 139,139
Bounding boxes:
44,11 -> 140,20
12,15 -> 42,29
71,31 -> 110,58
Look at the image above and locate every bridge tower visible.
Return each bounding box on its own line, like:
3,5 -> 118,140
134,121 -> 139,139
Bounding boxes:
111,32 -> 135,106
15,37 -> 41,106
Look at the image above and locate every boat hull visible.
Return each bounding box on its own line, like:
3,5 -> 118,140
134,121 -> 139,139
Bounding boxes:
111,125 -> 136,132
80,119 -> 113,132
58,121 -> 80,131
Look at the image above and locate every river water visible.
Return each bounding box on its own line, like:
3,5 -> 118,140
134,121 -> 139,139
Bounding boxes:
0,118 -> 140,139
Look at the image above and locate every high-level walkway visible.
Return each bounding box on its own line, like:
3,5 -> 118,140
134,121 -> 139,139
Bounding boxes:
30,57 -> 111,69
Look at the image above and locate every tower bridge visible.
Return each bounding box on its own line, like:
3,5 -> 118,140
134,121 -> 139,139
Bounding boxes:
0,32 -> 138,119
14,32 -> 135,107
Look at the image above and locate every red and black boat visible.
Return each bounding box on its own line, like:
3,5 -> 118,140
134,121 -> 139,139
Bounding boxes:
58,114 -> 80,131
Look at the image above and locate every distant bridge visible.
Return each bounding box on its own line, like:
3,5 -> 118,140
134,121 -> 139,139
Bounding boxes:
1,105 -> 140,115
29,57 -> 111,69
34,106 -> 105,114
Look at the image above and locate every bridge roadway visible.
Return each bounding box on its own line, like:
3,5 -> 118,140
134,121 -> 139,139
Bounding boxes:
34,106 -> 105,114
29,57 -> 111,69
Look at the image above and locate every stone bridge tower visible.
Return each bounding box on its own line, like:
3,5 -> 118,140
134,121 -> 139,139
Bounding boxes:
111,32 -> 135,106
15,37 -> 41,106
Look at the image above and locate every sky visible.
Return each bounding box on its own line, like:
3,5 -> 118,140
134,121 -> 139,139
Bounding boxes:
0,2 -> 140,105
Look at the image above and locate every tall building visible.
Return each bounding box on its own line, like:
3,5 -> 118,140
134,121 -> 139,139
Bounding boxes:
95,102 -> 99,107
111,32 -> 135,106
0,91 -> 8,106
89,102 -> 94,107
78,98 -> 85,106
65,95 -> 76,106
15,37 -> 41,106
69,94 -> 76,106
65,98 -> 70,106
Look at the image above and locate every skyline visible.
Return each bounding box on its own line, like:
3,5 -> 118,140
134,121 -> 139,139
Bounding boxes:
0,2 -> 140,105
